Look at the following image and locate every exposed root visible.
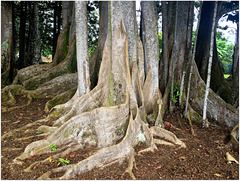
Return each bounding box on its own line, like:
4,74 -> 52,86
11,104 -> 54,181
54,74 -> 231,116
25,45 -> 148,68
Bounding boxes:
2,118 -> 48,140
150,126 -> 187,149
13,139 -> 77,166
2,147 -> 24,152
123,148 -> 137,180
14,134 -> 48,142
38,164 -> 72,180
24,144 -> 83,173
44,88 -> 76,112
230,123 -> 239,151
153,138 -> 175,147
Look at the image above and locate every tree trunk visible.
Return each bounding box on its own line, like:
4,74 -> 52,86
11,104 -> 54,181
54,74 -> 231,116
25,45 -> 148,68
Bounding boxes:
32,2 -> 42,65
195,1 -> 233,104
232,23 -> 239,108
89,1 -> 108,89
162,2 -> 168,90
1,2 -> 13,86
75,1 -> 90,96
62,1 -> 72,27
202,2 -> 218,127
185,2 -> 202,117
18,1 -> 27,69
141,1 -> 160,115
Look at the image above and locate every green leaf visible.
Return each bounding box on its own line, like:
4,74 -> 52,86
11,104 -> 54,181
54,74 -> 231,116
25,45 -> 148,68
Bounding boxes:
57,162 -> 61,167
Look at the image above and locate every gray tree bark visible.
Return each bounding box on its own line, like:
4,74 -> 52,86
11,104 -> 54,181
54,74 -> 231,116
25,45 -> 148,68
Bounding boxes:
202,2 -> 218,127
232,23 -> 239,108
75,1 -> 90,97
141,1 -> 160,115
32,2 -> 42,65
1,2 -> 13,86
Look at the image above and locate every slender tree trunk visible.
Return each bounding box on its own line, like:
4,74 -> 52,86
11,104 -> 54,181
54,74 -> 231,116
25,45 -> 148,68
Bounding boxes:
53,2 -> 57,58
62,1 -> 72,27
25,2 -> 35,67
232,23 -> 239,108
52,1 -> 62,59
141,1 -> 160,115
18,1 -> 26,69
169,2 -> 178,112
1,2 -> 13,86
75,1 -> 90,97
89,1 -> 108,89
179,2 -> 194,106
202,2 -> 218,127
32,2 -> 42,65
10,1 -> 16,83
185,2 -> 202,117
162,1 -> 168,90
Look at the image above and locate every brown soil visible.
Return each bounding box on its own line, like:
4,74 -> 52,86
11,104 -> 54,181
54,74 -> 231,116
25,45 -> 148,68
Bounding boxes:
1,96 -> 239,180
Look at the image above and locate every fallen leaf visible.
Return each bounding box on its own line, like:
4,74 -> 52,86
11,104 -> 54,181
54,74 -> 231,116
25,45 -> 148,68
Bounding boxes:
15,107 -> 17,110
28,155 -> 35,158
178,156 -> 186,160
49,156 -> 52,162
155,165 -> 162,170
19,113 -> 24,116
226,152 -> 239,164
214,173 -> 222,177
4,131 -> 8,134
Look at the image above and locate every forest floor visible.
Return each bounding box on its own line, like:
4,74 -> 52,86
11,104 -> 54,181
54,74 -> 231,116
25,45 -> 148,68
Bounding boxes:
1,96 -> 239,180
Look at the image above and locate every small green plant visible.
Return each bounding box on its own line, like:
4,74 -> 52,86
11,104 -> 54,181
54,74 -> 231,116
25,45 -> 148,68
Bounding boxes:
36,129 -> 42,135
169,81 -> 180,103
50,144 -> 57,151
57,158 -> 70,167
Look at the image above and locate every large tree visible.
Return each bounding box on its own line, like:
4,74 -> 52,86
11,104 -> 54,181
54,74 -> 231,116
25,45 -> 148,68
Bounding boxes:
1,2 -> 13,86
2,1 -> 238,179
195,1 -> 239,104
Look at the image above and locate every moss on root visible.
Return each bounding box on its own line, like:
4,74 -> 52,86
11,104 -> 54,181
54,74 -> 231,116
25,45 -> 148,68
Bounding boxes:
1,85 -> 26,103
49,107 -> 70,120
44,88 -> 76,112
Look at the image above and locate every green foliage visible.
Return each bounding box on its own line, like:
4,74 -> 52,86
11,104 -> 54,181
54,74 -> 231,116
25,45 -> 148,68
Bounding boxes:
216,32 -> 234,74
224,74 -> 230,79
36,129 -> 42,135
192,30 -> 234,74
87,1 -> 99,56
158,32 -> 163,54
169,81 -> 180,104
50,144 -> 57,151
57,158 -> 70,166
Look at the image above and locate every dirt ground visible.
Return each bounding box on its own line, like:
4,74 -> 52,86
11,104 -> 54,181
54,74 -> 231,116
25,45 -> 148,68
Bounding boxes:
1,96 -> 239,180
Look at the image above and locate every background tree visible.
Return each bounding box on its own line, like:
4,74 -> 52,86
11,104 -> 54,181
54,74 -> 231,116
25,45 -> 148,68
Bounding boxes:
202,1 -> 218,128
1,1 -> 13,85
195,1 -> 239,104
